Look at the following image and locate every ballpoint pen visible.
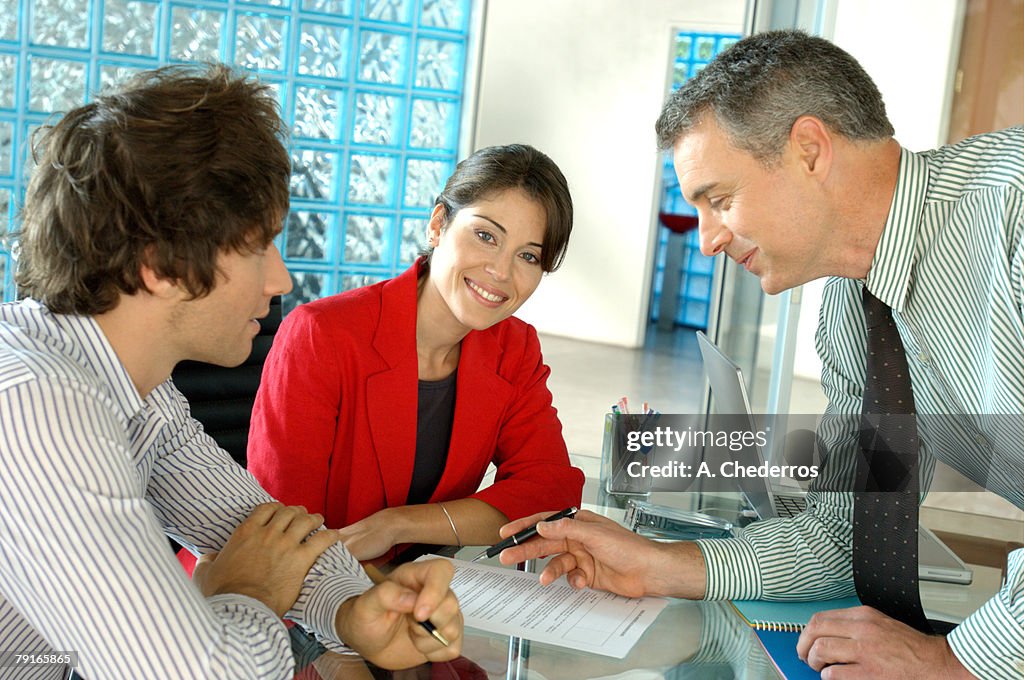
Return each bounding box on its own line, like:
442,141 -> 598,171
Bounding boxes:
470,506 -> 579,562
363,564 -> 450,647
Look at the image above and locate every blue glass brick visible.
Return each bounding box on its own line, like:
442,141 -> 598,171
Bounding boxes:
98,63 -> 148,93
0,187 -> 10,234
235,12 -> 288,72
169,6 -> 224,62
103,0 -> 159,56
400,217 -> 426,265
347,153 -> 396,205
0,54 -> 15,109
299,22 -> 349,79
291,148 -> 340,201
0,120 -> 12,177
403,157 -> 446,208
420,0 -> 466,32
31,0 -> 89,48
358,30 -> 408,85
414,38 -> 462,91
294,84 -> 344,140
285,270 -> 328,313
409,98 -> 456,149
361,0 -> 411,24
1,0 -> 17,42
240,0 -> 289,7
29,57 -> 87,112
286,210 -> 334,260
344,213 -> 390,263
301,0 -> 352,16
341,272 -> 385,291
352,91 -> 401,146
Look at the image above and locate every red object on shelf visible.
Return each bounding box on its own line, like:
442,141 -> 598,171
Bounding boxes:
658,212 -> 699,234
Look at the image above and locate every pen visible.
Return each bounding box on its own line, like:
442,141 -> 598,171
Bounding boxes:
363,563 -> 450,647
470,506 -> 579,562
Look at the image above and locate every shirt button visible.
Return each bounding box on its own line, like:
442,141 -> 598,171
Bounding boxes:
917,350 -> 930,364
975,434 -> 988,447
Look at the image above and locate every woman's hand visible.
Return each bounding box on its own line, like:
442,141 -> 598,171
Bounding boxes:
336,508 -> 401,560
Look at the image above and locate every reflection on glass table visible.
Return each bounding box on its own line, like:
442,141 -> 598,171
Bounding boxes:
289,546 -> 784,679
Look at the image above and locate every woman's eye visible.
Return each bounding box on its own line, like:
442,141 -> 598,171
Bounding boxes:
709,197 -> 729,211
521,252 -> 540,265
475,230 -> 496,243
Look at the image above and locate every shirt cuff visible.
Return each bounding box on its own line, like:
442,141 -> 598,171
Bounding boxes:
299,572 -> 373,653
695,537 -> 763,600
947,592 -> 1024,680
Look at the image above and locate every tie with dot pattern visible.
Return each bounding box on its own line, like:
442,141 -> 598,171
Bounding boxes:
853,288 -> 933,633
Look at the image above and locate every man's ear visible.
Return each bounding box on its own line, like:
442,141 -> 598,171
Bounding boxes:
138,248 -> 183,300
790,115 -> 833,179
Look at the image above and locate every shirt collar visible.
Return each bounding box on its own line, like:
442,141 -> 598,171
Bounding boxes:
864,147 -> 930,312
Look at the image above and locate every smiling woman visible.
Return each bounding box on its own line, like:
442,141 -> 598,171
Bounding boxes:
246,144 -> 584,561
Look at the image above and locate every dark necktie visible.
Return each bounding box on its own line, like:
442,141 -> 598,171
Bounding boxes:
852,288 -> 933,633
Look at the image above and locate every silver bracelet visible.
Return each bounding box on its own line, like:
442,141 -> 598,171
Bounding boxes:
438,503 -> 462,548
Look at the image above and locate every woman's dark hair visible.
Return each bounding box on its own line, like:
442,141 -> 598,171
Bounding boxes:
15,63 -> 290,314
428,143 -> 573,272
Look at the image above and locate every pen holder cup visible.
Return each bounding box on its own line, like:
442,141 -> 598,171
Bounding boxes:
599,413 -> 654,498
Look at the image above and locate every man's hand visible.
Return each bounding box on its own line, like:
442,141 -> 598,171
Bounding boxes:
336,559 -> 463,669
796,606 -> 975,679
496,509 -> 707,599
192,502 -> 338,617
335,508 -> 399,560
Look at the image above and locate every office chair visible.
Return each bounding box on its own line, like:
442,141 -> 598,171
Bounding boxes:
170,296 -> 282,467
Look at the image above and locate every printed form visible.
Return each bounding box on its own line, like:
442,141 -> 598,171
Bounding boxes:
423,557 -> 667,658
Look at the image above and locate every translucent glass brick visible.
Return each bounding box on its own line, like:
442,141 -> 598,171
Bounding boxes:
0,121 -> 12,176
29,58 -> 86,113
358,31 -> 407,85
344,214 -> 389,263
31,0 -> 89,48
169,6 -> 224,62
675,35 -> 692,60
301,0 -> 352,16
298,22 -> 349,79
403,158 -> 446,208
415,38 -> 461,91
347,153 -> 395,205
103,0 -> 159,56
21,122 -> 41,181
341,273 -> 384,291
1,0 -> 17,42
98,63 -> 146,93
285,270 -> 327,313
352,92 -> 400,146
0,54 -> 16,109
361,0 -> 411,24
409,98 -> 455,149
400,217 -> 426,265
290,148 -> 338,200
286,210 -> 333,260
420,0 -> 466,31
0,187 -> 10,234
0,254 -> 6,300
235,13 -> 288,72
293,85 -> 343,140
239,0 -> 288,7
695,36 -> 716,61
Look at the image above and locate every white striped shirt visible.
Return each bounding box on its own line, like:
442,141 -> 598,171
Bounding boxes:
0,300 -> 372,679
697,127 -> 1024,679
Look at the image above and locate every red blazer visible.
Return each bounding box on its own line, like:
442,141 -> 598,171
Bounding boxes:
247,260 -> 583,529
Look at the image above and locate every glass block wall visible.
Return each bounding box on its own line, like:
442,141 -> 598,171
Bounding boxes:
649,30 -> 740,330
0,0 -> 473,311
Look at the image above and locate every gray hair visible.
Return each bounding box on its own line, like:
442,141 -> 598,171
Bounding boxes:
655,30 -> 894,163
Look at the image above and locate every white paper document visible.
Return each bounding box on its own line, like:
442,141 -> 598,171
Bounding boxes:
423,556 -> 667,658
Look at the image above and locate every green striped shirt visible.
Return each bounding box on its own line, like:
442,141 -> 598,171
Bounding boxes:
697,126 -> 1024,679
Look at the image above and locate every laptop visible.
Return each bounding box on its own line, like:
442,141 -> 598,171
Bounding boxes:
696,331 -> 973,586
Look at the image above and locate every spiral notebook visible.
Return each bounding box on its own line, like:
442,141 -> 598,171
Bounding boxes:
730,597 -> 861,679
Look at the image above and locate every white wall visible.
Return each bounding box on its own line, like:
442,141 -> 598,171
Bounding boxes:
473,0 -> 747,347
791,0 -> 963,381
